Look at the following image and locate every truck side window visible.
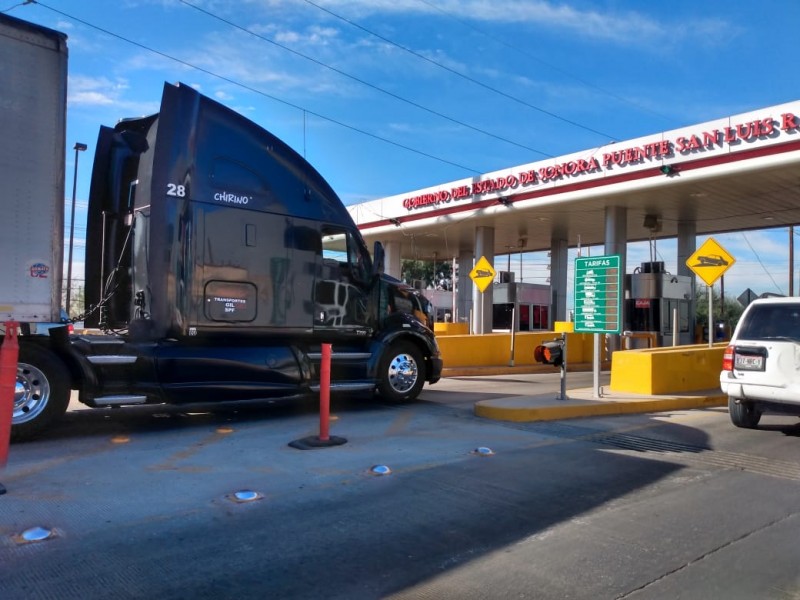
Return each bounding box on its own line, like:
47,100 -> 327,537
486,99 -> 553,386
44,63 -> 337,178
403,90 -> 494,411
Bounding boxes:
318,228 -> 370,328
347,234 -> 368,283
392,289 -> 414,314
321,230 -> 347,263
321,230 -> 369,285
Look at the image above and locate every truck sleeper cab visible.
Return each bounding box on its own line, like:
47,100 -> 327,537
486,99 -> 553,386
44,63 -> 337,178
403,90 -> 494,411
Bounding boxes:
12,82 -> 441,441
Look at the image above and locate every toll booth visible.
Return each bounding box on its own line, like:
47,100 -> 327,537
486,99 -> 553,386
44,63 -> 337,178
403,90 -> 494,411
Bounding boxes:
625,261 -> 693,346
493,272 -> 551,331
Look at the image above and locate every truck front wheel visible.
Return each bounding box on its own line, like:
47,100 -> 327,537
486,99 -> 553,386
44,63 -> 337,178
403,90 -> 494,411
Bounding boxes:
12,344 -> 71,441
377,342 -> 425,402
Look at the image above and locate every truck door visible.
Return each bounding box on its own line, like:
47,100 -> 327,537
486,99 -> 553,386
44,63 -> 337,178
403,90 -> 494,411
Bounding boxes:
314,226 -> 372,334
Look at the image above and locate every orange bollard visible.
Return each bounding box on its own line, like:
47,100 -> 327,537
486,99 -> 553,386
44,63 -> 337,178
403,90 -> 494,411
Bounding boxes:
0,321 -> 19,469
287,341 -> 346,450
319,342 -> 331,441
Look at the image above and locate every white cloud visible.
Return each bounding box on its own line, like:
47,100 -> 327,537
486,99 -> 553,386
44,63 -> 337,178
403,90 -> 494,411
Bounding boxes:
274,29 -> 301,44
294,0 -> 740,48
54,19 -> 74,31
68,75 -> 129,106
70,90 -> 116,106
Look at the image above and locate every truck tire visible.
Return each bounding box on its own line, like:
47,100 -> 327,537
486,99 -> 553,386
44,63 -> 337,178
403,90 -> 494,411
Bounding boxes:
12,344 -> 71,441
728,396 -> 761,429
377,342 -> 425,402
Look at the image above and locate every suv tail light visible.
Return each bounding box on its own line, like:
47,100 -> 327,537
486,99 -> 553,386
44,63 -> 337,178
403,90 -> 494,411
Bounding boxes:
722,345 -> 734,371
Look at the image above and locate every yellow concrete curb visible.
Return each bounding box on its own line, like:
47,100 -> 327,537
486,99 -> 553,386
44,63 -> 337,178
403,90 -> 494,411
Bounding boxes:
474,394 -> 727,422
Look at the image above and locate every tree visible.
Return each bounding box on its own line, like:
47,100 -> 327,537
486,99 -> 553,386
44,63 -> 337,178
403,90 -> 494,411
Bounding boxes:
70,285 -> 85,320
401,259 -> 453,290
62,283 -> 85,320
695,284 -> 744,330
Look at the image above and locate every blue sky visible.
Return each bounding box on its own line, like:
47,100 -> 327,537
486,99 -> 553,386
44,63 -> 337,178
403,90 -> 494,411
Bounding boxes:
5,0 -> 800,300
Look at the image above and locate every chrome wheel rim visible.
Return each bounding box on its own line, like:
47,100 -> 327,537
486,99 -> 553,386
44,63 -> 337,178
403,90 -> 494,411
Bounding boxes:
14,362 -> 50,424
387,352 -> 418,394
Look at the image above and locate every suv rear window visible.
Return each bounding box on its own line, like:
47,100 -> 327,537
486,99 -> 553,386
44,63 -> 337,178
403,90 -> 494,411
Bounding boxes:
738,304 -> 800,341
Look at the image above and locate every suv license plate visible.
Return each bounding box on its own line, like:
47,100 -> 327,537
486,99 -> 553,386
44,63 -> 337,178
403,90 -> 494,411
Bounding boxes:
735,354 -> 764,371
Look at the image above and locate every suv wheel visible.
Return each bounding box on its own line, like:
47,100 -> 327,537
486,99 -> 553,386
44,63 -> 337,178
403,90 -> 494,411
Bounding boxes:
728,396 -> 761,429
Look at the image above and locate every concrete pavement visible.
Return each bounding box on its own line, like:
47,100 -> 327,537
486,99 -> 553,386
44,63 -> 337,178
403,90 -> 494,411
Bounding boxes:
0,368 -> 732,600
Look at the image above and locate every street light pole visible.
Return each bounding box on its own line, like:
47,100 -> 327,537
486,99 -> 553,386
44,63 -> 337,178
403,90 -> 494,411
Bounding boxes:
66,142 -> 87,316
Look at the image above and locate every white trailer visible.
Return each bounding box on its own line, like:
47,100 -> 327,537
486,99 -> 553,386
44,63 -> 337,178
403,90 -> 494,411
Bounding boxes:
0,13 -> 68,324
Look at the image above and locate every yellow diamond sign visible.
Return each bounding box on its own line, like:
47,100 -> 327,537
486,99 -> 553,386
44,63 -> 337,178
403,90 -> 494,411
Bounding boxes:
686,237 -> 735,286
469,256 -> 496,293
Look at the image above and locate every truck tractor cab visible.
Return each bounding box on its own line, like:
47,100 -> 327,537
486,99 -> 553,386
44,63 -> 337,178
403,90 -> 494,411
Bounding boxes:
11,82 -> 441,441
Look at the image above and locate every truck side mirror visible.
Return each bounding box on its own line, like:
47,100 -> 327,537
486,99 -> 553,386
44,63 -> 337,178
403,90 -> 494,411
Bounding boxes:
373,241 -> 385,276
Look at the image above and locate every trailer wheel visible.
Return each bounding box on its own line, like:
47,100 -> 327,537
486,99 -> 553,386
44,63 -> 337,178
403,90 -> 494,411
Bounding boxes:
11,344 -> 71,441
377,342 -> 425,402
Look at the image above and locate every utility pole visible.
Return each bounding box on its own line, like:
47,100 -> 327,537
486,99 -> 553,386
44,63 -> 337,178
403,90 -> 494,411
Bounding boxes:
66,142 -> 87,315
791,226 -> 795,296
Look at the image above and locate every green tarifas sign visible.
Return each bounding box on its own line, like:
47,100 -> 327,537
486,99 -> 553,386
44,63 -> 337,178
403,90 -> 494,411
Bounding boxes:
574,255 -> 621,334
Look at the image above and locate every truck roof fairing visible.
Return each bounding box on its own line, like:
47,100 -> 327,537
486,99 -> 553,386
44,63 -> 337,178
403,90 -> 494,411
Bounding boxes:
85,82 -> 363,333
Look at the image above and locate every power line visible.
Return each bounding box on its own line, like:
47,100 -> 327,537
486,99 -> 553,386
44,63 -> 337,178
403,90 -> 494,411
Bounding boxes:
299,0 -> 615,142
29,1 -> 482,174
0,0 -> 32,13
741,231 -> 784,294
178,0 -> 551,158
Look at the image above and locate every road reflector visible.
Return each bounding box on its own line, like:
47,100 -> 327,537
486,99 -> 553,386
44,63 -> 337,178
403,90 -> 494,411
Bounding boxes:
14,526 -> 56,544
227,490 -> 263,503
472,447 -> 495,456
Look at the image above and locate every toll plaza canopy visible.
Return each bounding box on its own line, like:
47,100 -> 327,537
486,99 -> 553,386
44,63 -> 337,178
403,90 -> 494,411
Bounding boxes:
347,99 -> 800,335
348,99 -> 800,262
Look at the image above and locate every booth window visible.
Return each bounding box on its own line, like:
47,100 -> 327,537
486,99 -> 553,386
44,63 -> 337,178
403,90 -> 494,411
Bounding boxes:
519,305 -> 530,331
532,305 -> 549,330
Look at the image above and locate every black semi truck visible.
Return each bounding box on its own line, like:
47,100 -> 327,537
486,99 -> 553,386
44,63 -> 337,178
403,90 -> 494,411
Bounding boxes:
6,62 -> 441,439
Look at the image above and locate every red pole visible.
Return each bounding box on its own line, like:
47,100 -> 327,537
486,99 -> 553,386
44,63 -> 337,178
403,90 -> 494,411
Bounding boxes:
0,321 -> 20,468
319,343 -> 331,442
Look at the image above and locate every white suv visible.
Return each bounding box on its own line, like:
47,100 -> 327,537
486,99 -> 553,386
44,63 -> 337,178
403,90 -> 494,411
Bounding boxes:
720,297 -> 800,428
